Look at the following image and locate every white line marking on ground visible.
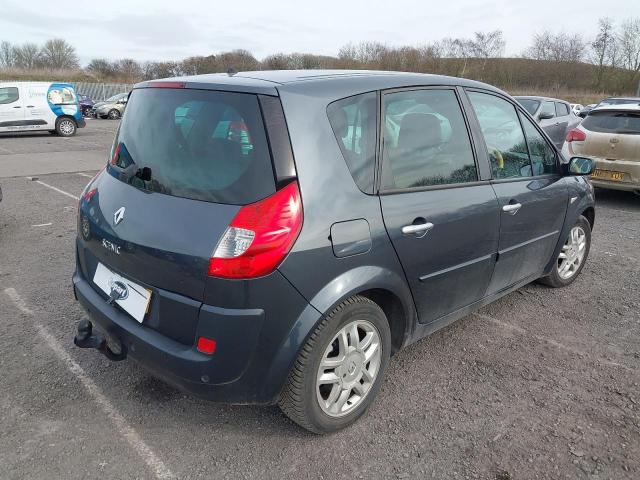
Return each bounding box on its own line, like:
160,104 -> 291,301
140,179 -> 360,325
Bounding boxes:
77,172 -> 94,178
31,222 -> 53,227
474,312 -> 634,372
3,288 -> 175,480
29,178 -> 80,201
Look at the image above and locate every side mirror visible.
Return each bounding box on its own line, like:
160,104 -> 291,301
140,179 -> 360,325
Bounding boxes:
539,111 -> 554,120
567,156 -> 595,176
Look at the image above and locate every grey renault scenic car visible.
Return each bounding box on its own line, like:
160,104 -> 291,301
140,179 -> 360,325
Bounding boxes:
73,70 -> 596,433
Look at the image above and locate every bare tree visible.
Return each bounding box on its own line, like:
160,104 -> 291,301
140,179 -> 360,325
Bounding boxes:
591,18 -> 617,86
39,38 -> 79,69
0,41 -> 16,68
87,58 -> 116,78
525,31 -> 585,63
116,59 -> 143,82
618,18 -> 640,72
13,43 -> 41,69
469,30 -> 505,58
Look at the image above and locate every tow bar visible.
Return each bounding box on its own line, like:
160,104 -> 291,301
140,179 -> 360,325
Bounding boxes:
74,319 -> 127,361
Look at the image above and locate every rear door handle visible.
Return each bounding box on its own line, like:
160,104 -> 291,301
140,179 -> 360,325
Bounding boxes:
402,222 -> 434,236
502,203 -> 522,215
13,106 -> 21,108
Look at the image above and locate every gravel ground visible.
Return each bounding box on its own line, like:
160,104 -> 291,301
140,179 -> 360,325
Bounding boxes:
0,121 -> 638,479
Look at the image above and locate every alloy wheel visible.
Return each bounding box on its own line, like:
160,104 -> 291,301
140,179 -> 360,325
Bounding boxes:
316,319 -> 382,418
557,226 -> 587,280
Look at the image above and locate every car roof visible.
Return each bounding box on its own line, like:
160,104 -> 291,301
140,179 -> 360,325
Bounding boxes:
134,69 -> 504,99
600,96 -> 640,102
514,95 -> 567,103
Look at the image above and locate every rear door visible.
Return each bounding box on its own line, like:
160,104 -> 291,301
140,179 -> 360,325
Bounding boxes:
0,85 -> 24,131
554,101 -> 572,146
379,87 -> 499,325
465,90 -> 567,294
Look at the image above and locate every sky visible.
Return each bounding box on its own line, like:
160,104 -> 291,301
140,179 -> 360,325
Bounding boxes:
1,0 -> 638,65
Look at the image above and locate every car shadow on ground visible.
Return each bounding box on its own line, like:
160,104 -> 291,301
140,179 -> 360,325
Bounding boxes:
595,188 -> 640,210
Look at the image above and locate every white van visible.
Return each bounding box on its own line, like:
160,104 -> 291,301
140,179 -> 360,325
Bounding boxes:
0,82 -> 85,136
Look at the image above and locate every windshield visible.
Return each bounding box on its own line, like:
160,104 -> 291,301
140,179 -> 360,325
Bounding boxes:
106,93 -> 126,102
582,111 -> 640,135
516,99 -> 540,116
108,87 -> 276,204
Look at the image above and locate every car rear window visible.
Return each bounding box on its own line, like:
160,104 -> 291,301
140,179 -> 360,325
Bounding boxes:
109,88 -> 275,205
582,111 -> 640,135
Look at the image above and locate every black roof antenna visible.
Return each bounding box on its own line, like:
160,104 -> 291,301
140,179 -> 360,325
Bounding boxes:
227,67 -> 237,76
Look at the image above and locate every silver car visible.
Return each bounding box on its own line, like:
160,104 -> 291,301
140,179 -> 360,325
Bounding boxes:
92,93 -> 129,120
515,96 -> 581,149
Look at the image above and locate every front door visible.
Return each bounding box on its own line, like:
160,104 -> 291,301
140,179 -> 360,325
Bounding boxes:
0,85 -> 24,131
379,87 -> 500,324
465,90 -> 568,294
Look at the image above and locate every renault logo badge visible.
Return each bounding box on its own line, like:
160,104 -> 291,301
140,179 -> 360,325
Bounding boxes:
114,207 -> 126,226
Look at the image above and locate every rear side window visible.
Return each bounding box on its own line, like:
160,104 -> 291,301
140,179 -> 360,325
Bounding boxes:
110,88 -> 275,205
582,111 -> 640,135
467,91 -> 532,179
0,87 -> 19,104
555,102 -> 570,116
327,92 -> 377,193
381,89 -> 477,189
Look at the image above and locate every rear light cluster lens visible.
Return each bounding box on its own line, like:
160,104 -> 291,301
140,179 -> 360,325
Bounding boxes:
208,181 -> 303,279
566,128 -> 587,143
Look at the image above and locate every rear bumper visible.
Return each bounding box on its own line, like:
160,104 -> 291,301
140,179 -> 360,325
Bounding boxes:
589,158 -> 640,192
72,268 -> 308,404
76,117 -> 86,129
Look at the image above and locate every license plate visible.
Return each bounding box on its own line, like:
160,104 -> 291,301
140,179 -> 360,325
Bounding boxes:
93,263 -> 152,323
591,169 -> 626,182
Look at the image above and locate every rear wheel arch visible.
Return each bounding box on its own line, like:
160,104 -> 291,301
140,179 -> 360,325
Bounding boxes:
357,288 -> 407,354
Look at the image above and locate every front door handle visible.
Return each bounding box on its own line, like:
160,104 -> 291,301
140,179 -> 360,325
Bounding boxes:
13,106 -> 21,108
402,222 -> 434,236
502,203 -> 522,215
26,105 -> 35,108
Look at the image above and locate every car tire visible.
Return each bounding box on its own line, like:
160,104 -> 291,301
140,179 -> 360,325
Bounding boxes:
279,295 -> 391,434
539,215 -> 591,288
55,117 -> 77,137
107,109 -> 121,120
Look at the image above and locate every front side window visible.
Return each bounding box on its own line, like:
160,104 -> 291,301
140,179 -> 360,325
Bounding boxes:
0,87 -> 19,104
519,113 -> 558,175
540,101 -> 556,118
467,91 -> 532,179
382,89 -> 477,189
327,92 -> 377,193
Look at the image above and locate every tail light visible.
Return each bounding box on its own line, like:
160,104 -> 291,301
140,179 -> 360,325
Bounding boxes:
566,128 -> 586,143
208,181 -> 303,279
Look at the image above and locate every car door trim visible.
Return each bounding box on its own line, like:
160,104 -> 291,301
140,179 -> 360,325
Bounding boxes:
419,253 -> 494,282
497,230 -> 560,256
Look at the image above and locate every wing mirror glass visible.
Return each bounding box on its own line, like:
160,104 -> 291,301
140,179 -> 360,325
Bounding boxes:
539,111 -> 554,120
567,156 -> 595,176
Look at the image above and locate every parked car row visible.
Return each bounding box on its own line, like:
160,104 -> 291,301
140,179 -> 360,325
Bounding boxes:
514,96 -> 580,149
